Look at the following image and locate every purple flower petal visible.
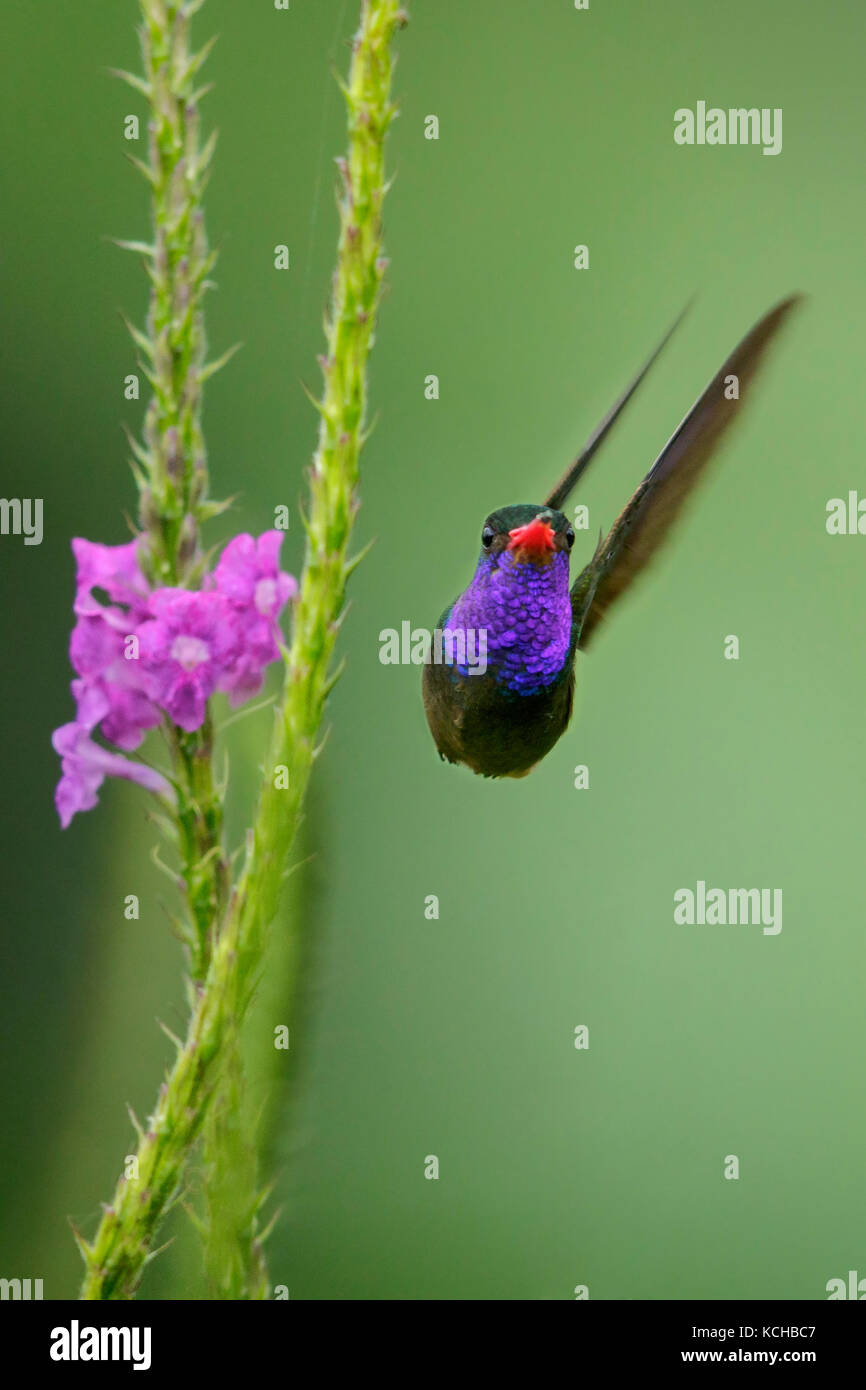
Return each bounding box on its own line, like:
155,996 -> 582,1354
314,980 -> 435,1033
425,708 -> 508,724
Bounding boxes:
137,589 -> 241,731
211,531 -> 295,697
52,721 -> 173,829
72,537 -> 150,620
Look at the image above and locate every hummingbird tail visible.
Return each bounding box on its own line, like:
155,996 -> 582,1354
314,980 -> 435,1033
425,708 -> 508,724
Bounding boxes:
571,294 -> 803,648
544,300 -> 693,512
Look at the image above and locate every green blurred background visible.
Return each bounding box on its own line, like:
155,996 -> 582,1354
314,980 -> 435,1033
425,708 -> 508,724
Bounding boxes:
2,0 -> 864,1300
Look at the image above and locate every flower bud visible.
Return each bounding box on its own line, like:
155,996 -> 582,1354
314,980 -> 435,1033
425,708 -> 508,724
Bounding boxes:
177,513 -> 199,569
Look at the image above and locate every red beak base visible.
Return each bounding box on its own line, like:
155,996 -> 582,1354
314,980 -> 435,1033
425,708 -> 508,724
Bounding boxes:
507,517 -> 556,557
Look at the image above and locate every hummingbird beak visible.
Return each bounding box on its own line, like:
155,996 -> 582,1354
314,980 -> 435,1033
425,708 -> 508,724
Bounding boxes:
507,514 -> 556,558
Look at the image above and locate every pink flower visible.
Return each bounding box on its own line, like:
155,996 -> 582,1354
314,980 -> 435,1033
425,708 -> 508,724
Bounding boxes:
71,674 -> 162,752
52,722 -> 173,830
72,538 -> 150,626
54,530 -> 297,824
68,541 -> 160,750
137,589 -> 241,732
213,531 -> 295,615
212,531 -> 296,702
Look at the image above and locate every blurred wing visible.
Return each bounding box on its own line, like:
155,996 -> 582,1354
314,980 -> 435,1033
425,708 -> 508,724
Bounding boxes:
544,303 -> 691,512
572,295 -> 802,647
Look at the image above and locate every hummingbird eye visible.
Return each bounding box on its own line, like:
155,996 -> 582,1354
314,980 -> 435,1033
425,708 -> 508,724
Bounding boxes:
565,527 -> 575,548
481,525 -> 495,549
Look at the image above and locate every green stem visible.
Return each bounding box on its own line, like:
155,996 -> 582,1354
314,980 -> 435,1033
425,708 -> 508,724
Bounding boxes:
201,1032 -> 270,1299
77,0 -> 406,1301
129,0 -> 258,1298
120,0 -> 228,958
170,716 -> 228,981
95,0 -> 255,1298
125,0 -> 225,588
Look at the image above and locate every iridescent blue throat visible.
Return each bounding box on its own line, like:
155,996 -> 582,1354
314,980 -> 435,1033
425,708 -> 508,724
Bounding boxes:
448,548 -> 572,694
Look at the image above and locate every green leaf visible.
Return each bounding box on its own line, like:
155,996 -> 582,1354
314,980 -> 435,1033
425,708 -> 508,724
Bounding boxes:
106,66 -> 152,98
198,341 -> 242,382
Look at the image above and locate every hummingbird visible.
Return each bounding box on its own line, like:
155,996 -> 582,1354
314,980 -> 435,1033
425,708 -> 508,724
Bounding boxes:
422,295 -> 801,778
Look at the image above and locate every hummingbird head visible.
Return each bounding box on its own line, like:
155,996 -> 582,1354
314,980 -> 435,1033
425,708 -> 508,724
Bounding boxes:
478,504 -> 575,567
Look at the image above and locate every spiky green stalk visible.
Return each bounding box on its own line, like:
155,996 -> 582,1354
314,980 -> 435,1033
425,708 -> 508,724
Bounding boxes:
99,0 -> 255,1297
78,0 -> 406,1300
200,1031 -> 271,1299
119,0 -> 230,589
117,0 -> 233,981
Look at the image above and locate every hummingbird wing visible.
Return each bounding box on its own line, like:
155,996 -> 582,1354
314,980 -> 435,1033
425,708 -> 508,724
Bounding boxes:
544,303 -> 691,511
571,294 -> 802,648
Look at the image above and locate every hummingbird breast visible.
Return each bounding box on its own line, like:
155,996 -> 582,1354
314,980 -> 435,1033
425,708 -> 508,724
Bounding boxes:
422,549 -> 577,777
450,548 -> 573,695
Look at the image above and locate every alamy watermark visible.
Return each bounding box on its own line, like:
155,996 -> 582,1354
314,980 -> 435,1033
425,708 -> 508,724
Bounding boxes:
49,1321 -> 151,1371
826,1269 -> 866,1299
0,498 -> 42,545
379,621 -> 488,674
826,492 -> 866,534
674,880 -> 783,936
0,1276 -> 43,1299
674,103 -> 782,156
